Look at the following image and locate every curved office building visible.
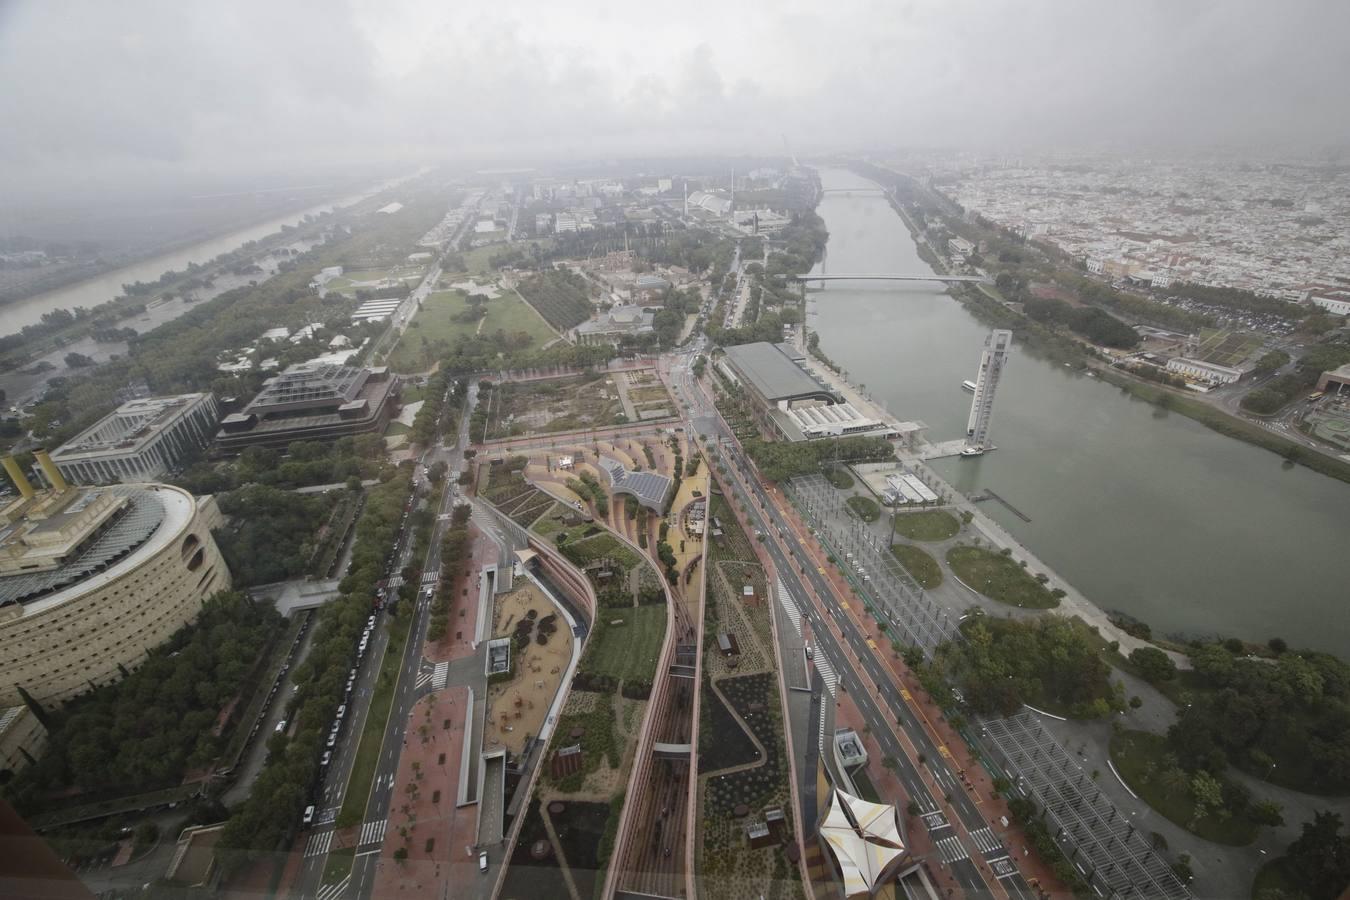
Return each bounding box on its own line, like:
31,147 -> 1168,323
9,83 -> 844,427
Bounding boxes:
0,453 -> 230,708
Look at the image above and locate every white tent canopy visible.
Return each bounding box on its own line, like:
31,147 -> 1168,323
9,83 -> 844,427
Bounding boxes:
818,788 -> 907,897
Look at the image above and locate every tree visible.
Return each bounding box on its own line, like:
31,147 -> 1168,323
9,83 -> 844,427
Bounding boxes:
1129,646 -> 1178,683
1189,770 -> 1224,827
1251,800 -> 1286,828
1254,350 -> 1291,375
64,352 -> 95,368
1285,811 -> 1350,900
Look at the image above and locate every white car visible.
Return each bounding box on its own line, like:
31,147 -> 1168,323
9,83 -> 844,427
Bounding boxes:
303,805 -> 315,825
478,851 -> 488,873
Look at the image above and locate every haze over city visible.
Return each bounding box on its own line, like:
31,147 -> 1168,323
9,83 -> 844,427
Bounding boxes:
4,0 -> 1350,199
3,3 -> 1350,900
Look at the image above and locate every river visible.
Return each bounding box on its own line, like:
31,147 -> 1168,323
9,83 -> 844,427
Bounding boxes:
808,167 -> 1350,655
0,179 -> 403,337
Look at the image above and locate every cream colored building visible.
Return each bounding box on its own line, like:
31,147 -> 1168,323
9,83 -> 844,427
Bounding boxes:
0,705 -> 47,775
0,452 -> 230,709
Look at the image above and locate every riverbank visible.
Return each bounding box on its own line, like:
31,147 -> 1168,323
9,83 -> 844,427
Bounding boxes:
850,161 -> 1350,488
0,173 -> 411,344
794,336 -> 1175,661
806,166 -> 1350,655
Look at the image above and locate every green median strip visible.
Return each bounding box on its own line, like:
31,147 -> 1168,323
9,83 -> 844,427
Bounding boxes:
322,847 -> 354,886
336,609 -> 413,830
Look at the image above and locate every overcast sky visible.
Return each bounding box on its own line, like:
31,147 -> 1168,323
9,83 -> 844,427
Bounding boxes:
3,0 -> 1349,194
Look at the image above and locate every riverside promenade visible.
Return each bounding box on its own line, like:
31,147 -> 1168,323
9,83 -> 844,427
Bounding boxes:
797,346 -> 1183,664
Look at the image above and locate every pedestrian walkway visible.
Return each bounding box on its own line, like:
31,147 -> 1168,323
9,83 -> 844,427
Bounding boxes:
357,819 -> 386,848
970,826 -> 1005,856
812,652 -> 837,698
934,832 -> 969,864
416,661 -> 449,690
304,830 -> 333,857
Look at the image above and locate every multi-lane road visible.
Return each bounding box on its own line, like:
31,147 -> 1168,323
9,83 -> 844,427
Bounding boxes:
294,332 -> 1031,898
670,349 -> 1036,898
296,382 -> 479,900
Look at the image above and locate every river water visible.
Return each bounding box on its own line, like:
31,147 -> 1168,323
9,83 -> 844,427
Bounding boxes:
0,181 -> 400,336
808,167 -> 1350,655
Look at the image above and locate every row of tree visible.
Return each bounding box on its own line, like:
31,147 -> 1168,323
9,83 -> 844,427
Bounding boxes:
213,485 -> 340,588
926,614 -> 1124,718
4,592 -> 281,810
742,434 -> 896,482
217,471 -> 414,861
174,436 -> 389,496
515,268 -> 594,331
427,504 -> 473,642
1021,295 -> 1142,349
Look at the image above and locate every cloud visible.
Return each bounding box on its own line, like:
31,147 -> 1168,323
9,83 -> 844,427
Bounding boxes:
1,0 -> 1348,194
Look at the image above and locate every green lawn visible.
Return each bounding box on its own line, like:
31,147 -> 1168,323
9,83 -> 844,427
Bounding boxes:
580,604 -> 666,686
846,495 -> 880,522
336,612 -> 411,828
388,289 -> 553,374
891,509 -> 960,541
946,545 -> 1059,608
322,847 -> 354,886
448,240 -> 553,277
891,543 -> 943,589
1109,730 -> 1259,846
825,467 -> 854,490
386,290 -> 477,373
481,290 -> 557,344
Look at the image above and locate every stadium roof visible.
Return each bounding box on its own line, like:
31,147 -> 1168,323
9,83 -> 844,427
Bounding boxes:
721,342 -> 835,402
818,788 -> 907,898
598,457 -> 672,512
0,485 -> 189,612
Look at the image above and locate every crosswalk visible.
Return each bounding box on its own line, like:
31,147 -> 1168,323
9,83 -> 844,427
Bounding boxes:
813,652 -> 838,698
416,661 -> 449,690
317,874 -> 349,900
420,571 -> 439,584
934,834 -> 969,864
969,826 -> 1005,856
358,818 -> 387,848
776,578 -> 802,636
304,830 -> 332,857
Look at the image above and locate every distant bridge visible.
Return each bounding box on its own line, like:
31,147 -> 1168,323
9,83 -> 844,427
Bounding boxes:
818,187 -> 887,195
793,273 -> 989,285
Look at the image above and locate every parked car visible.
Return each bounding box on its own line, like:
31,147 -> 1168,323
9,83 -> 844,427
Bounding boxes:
478,851 -> 489,873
